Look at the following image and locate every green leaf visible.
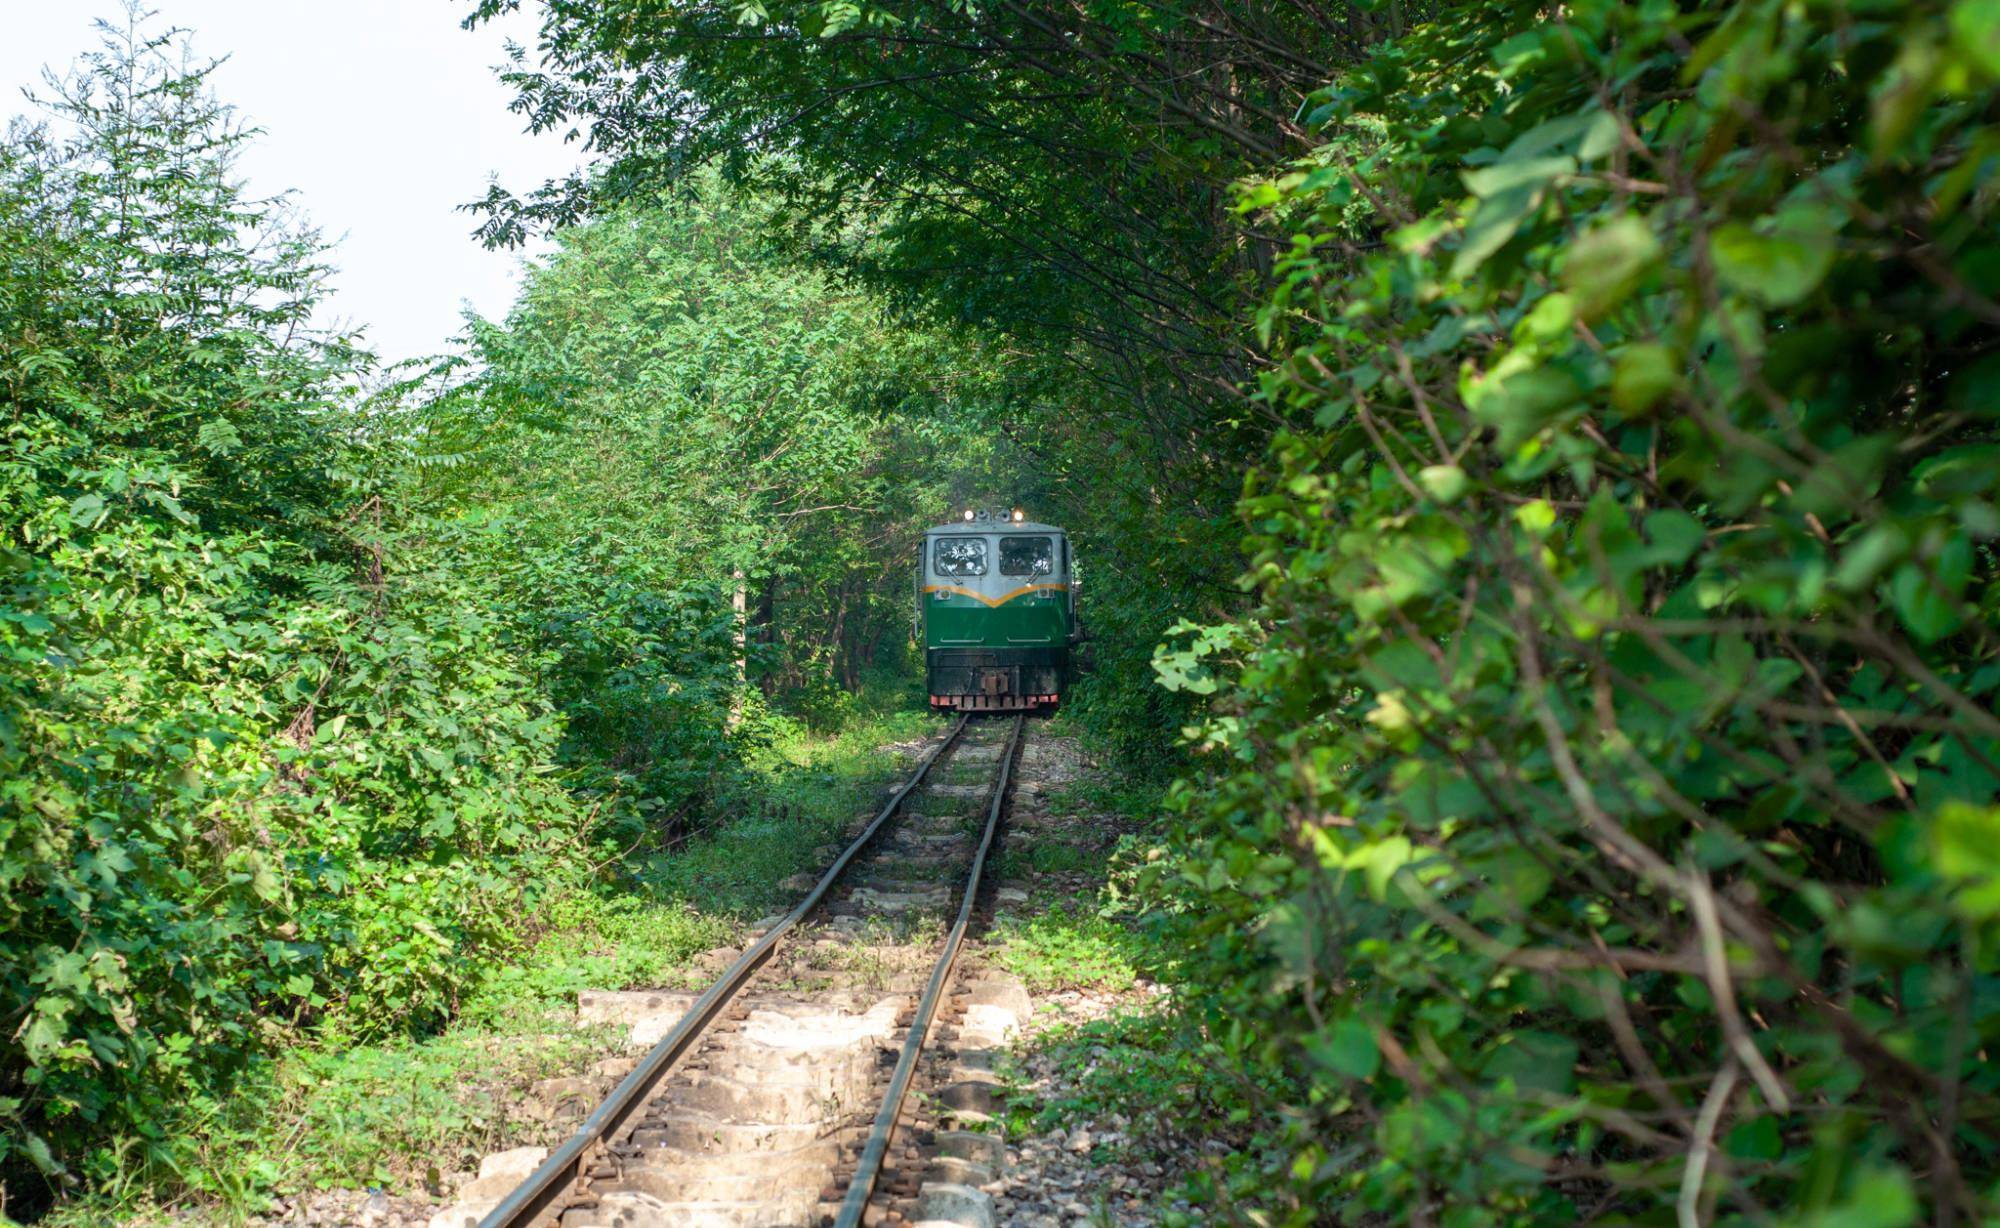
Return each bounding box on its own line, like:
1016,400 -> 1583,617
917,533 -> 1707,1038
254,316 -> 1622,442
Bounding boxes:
1871,41 -> 1944,159
1493,110 -> 1619,164
22,1008 -> 68,1064
1474,366 -> 1584,451
1482,1030 -> 1578,1096
1453,184 -> 1543,279
1517,292 -> 1575,343
1417,464 -> 1469,504
1642,510 -> 1706,567
1724,1116 -> 1783,1161
1933,802 -> 2000,920
1317,1018 -> 1381,1080
1514,499 -> 1558,536
1563,214 -> 1661,319
1355,836 -> 1416,900
35,951 -> 89,994
68,492 -> 107,527
1461,155 -> 1575,200
1710,210 -> 1841,307
1888,532 -> 1972,641
249,853 -> 282,903
1951,0 -> 2000,78
1469,849 -> 1553,920
1914,444 -> 2000,497
1833,525 -> 1908,592
196,418 -> 243,456
1610,342 -> 1680,414
1152,644 -> 1219,694
1790,1167 -> 1918,1228
21,1132 -> 62,1176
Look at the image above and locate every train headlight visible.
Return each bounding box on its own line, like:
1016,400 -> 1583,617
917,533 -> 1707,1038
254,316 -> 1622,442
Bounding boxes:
1011,508 -> 1024,522
962,509 -> 974,521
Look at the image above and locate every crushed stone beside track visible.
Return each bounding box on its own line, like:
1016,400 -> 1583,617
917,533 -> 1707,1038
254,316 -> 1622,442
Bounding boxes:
982,732 -> 1199,1227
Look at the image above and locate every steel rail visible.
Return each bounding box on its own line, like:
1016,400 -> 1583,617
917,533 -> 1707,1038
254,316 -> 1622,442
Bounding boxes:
834,712 -> 1026,1228
478,714 -> 973,1228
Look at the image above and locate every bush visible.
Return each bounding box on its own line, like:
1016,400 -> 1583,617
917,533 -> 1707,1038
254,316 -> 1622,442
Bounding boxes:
0,23 -> 593,1206
1155,0 -> 2000,1221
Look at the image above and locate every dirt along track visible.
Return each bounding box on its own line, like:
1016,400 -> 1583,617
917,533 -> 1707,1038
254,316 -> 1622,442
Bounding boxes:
428,713 -> 1036,1228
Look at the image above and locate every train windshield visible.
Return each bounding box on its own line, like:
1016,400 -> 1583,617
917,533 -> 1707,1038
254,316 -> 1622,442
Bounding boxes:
1000,535 -> 1056,577
934,536 -> 988,577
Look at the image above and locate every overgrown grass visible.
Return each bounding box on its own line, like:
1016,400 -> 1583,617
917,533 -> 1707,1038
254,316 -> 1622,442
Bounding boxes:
1002,1008 -> 1225,1141
456,893 -> 733,1019
1040,770 -> 1160,825
994,838 -> 1097,880
43,705 -> 944,1226
173,1010 -> 618,1206
642,705 -> 940,918
989,760 -> 1162,991
989,905 -> 1143,993
796,914 -> 947,991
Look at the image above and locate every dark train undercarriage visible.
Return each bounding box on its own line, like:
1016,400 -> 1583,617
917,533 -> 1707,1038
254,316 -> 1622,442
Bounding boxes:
926,647 -> 1065,712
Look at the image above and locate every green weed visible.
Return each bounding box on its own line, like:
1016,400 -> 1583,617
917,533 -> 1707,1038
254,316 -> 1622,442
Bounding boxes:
996,839 -> 1097,880
643,709 -> 944,919
1005,1005 -> 1244,1164
989,905 -> 1142,993
1043,774 -> 1159,824
40,1009 -> 612,1227
798,914 -> 945,990
458,892 -> 732,1023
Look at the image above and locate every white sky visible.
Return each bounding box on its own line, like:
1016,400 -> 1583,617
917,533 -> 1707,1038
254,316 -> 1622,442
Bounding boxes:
0,1 -> 582,363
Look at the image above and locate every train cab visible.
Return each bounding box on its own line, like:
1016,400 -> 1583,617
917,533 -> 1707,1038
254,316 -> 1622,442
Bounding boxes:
920,508 -> 1073,711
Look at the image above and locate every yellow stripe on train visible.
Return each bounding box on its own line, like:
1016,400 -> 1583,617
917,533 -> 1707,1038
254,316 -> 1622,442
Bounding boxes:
921,583 -> 1069,608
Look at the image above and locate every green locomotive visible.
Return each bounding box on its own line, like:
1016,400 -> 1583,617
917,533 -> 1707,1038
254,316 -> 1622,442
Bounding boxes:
920,508 -> 1074,711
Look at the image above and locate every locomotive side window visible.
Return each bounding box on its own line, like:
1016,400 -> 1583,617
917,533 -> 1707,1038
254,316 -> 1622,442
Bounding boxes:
1000,535 -> 1056,577
934,536 -> 988,577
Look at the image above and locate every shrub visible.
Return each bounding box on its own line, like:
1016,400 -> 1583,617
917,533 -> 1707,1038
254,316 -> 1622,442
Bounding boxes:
1155,0 -> 2000,1220
0,21 -> 592,1206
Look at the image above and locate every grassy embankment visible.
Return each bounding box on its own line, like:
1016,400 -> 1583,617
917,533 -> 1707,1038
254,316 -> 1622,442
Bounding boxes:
46,706 -> 940,1226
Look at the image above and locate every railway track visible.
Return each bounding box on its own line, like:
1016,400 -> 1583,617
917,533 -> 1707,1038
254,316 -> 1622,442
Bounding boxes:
458,713 -> 1030,1228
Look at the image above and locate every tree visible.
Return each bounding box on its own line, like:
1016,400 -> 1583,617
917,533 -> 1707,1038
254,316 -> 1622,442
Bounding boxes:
463,0 -> 1386,750
419,170 -> 1012,805
1,15 -> 585,1205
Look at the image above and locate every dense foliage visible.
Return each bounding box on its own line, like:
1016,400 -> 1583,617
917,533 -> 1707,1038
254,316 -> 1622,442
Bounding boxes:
458,177 -> 1009,747
0,24 -> 591,1206
1156,0 -> 2000,1219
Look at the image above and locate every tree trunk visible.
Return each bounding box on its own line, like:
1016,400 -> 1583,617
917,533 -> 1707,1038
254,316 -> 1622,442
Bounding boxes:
828,583 -> 850,692
727,568 -> 747,730
756,576 -> 777,696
